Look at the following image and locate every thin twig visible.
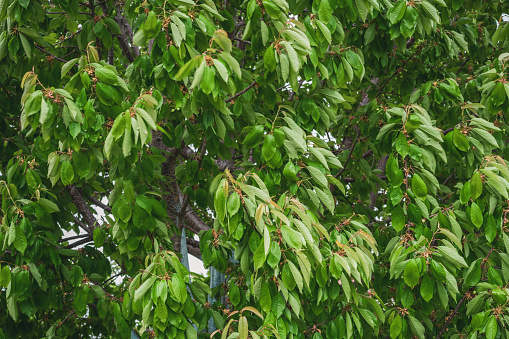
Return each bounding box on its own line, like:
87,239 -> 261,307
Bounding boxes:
456,57 -> 470,75
230,36 -> 251,44
376,49 -> 420,98
442,170 -> 455,185
0,82 -> 12,98
57,310 -> 76,329
288,79 -> 305,101
34,45 -> 70,64
226,72 -> 265,103
101,271 -> 126,286
45,11 -> 93,15
336,129 -> 362,178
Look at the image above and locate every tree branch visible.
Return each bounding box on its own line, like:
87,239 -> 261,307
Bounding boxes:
456,57 -> 470,75
336,129 -> 362,178
436,247 -> 494,339
187,243 -> 202,259
68,185 -> 99,233
64,237 -> 93,249
88,195 -> 112,213
34,45 -> 70,64
226,72 -> 264,103
57,310 -> 76,330
72,215 -> 92,234
181,203 -> 211,233
45,11 -> 93,15
442,126 -> 455,135
59,234 -> 89,242
179,137 -> 207,218
114,6 -> 140,62
288,79 -> 305,101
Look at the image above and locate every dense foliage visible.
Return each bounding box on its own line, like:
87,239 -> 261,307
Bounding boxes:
1,0 -> 509,337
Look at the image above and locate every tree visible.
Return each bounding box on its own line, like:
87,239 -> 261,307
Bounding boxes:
1,0 -> 509,336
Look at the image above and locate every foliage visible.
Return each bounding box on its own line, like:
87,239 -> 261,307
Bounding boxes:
0,0 -> 509,337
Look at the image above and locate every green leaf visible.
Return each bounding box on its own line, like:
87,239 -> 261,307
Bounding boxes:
420,274 -> 433,302
470,172 -> 483,200
437,246 -> 468,268
61,58 -> 80,79
420,0 -> 440,23
19,34 -> 31,58
470,202 -> 483,228
316,19 -> 331,45
404,260 -> 420,288
486,316 -> 498,339
262,134 -> 277,161
13,224 -> 27,254
239,316 -> 248,339
200,66 -> 215,94
307,166 -> 328,188
464,260 -> 481,288
253,240 -> 266,270
395,133 -> 409,158
191,59 -> 206,89
259,281 -> 271,313
387,1 -> 406,23
471,127 -> 499,148
460,181 -> 471,204
244,125 -> 264,149
411,173 -> 427,199
386,155 -> 403,186
390,315 -> 402,339
287,260 -> 303,293
318,0 -> 332,23
281,41 -> 300,73
377,123 -> 396,141
452,128 -> 469,151
60,160 -> 74,186
392,206 -> 405,232
38,198 -> 60,213
227,192 -> 241,215
135,107 -> 157,131
64,98 -> 83,123
264,45 -> 276,72
171,274 -> 187,304
408,315 -> 425,339
467,294 -> 486,315
214,59 -> 229,83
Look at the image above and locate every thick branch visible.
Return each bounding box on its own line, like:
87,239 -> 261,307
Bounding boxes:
64,237 -> 93,249
68,185 -> 98,233
181,205 -> 211,233
115,6 -> 140,61
59,234 -> 89,242
179,137 -> 207,217
114,33 -> 135,63
72,215 -> 92,234
88,195 -> 112,213
187,243 -> 202,259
